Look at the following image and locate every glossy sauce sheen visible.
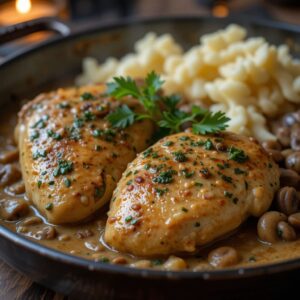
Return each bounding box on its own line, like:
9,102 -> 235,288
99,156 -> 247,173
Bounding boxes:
1,102 -> 300,271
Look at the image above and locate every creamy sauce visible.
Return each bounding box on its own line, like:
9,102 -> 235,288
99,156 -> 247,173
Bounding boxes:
1,102 -> 300,271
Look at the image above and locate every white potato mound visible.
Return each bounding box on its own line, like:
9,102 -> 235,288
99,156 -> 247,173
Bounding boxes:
76,24 -> 300,142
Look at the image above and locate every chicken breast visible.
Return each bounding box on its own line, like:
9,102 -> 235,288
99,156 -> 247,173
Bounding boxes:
105,131 -> 280,257
17,84 -> 154,224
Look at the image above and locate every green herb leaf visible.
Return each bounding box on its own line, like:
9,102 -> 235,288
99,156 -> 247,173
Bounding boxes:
192,111 -> 230,135
144,71 -> 164,99
106,105 -> 136,129
106,72 -> 230,135
106,76 -> 140,99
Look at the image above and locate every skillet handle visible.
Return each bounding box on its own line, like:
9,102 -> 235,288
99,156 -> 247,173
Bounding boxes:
0,17 -> 71,44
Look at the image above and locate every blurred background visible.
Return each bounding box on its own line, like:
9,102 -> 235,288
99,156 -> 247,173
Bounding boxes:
0,0 -> 300,58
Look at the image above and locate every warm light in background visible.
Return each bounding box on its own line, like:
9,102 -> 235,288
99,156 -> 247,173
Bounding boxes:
212,3 -> 229,18
15,0 -> 32,14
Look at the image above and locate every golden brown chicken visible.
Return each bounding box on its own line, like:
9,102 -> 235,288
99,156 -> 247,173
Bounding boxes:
105,131 -> 280,257
17,84 -> 154,224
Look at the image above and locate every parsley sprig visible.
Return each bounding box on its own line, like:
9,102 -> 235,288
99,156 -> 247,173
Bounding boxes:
106,71 -> 230,135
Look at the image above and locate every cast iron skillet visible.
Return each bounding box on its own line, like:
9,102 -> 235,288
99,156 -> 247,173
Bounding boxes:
1,16 -> 300,300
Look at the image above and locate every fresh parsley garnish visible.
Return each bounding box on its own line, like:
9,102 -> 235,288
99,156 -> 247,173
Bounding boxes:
106,71 -> 230,136
192,111 -> 229,135
106,105 -> 135,129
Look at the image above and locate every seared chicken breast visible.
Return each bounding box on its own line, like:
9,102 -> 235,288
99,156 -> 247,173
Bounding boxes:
105,131 -> 280,257
17,85 -> 154,224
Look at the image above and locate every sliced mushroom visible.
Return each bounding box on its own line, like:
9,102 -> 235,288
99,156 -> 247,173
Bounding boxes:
0,198 -> 29,221
257,211 -> 287,243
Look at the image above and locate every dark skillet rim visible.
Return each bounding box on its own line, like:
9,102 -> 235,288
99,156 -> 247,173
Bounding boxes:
1,14 -> 300,67
1,15 -> 300,281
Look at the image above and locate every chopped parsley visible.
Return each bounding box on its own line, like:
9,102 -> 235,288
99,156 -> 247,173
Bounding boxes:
151,152 -> 159,158
200,168 -> 210,178
172,151 -> 187,162
47,129 -> 62,140
182,169 -> 195,178
92,129 -> 102,138
74,117 -> 84,128
83,111 -> 95,121
224,191 -> 233,198
53,160 -> 73,177
217,162 -> 230,170
31,115 -> 49,129
153,169 -> 176,184
92,128 -> 116,142
234,168 -> 246,175
221,174 -> 233,183
64,177 -> 71,188
80,92 -> 94,101
228,147 -> 248,163
204,139 -> 214,150
130,219 -> 139,225
190,140 -> 205,147
154,187 -> 168,196
143,148 -> 153,158
32,149 -> 47,160
30,131 -> 39,141
125,215 -> 133,222
163,141 -> 174,147
68,126 -> 81,141
57,101 -> 70,109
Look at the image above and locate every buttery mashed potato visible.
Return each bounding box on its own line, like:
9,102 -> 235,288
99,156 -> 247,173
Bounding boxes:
76,24 -> 300,142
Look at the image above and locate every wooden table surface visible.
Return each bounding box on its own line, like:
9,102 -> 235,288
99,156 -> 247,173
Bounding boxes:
1,1 -> 300,300
0,260 -> 65,300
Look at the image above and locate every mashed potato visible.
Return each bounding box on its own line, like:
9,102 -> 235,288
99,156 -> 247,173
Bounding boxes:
76,24 -> 300,142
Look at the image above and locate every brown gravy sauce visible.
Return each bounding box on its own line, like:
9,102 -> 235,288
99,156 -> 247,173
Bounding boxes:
1,102 -> 300,271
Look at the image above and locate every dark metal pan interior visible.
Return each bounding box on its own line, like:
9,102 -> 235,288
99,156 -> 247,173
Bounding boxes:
1,16 -> 300,298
